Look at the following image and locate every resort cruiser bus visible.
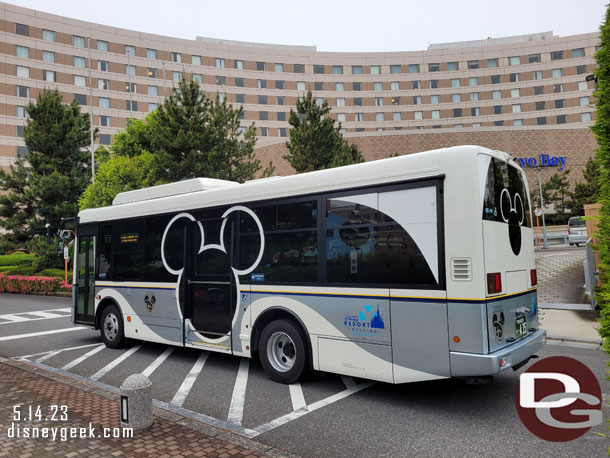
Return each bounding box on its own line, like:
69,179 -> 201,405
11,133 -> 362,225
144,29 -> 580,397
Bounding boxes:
72,145 -> 545,384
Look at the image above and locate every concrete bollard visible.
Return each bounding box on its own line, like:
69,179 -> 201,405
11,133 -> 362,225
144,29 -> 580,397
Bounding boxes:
120,374 -> 153,430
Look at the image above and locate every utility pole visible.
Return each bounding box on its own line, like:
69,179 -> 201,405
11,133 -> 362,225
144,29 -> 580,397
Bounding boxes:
536,167 -> 548,248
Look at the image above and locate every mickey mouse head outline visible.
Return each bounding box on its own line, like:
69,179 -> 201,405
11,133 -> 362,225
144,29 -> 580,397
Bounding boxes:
499,188 -> 525,256
160,206 -> 265,343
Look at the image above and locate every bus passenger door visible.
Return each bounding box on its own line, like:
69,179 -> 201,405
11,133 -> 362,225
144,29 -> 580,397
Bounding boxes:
74,228 -> 96,325
183,218 -> 236,353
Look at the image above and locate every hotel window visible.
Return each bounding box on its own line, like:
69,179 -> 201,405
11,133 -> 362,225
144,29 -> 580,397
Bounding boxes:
492,90 -> 501,99
337,113 -> 347,123
412,80 -> 421,89
535,101 -> 545,110
555,99 -> 565,109
487,58 -> 499,67
577,65 -> 587,75
275,80 -> 284,89
514,119 -> 523,126
74,94 -> 86,105
413,96 -> 422,104
97,40 -> 108,52
74,75 -> 86,87
335,82 -> 344,91
126,100 -> 138,111
125,45 -> 135,55
352,65 -> 363,74
193,74 -> 202,83
580,96 -> 590,106
429,63 -> 440,72
336,98 -> 345,107
43,51 -> 55,63
314,82 -> 323,90
43,70 -> 55,82
17,86 -> 29,98
16,126 -> 24,137
74,56 -> 86,68
512,104 -> 521,113
351,82 -> 361,91
471,107 -> 480,116
42,29 -> 55,42
553,84 -> 564,93
534,86 -> 544,95
555,114 -> 566,124
467,60 -> 479,70
172,52 -> 181,63
257,79 -> 266,89
471,122 -> 481,128
450,78 -> 459,87
73,35 -> 85,47
126,64 -> 136,76
447,62 -> 458,71
125,82 -> 136,93
279,128 -> 287,137
234,77 -> 244,88
354,98 -> 363,106
297,81 -> 306,91
254,61 -> 265,71
511,89 -> 520,98
494,121 -> 504,126
373,82 -> 382,91
374,97 -> 384,106
581,112 -> 592,122
100,115 -> 110,126
216,58 -> 225,68
173,71 -> 181,82
493,105 -> 503,114
147,49 -> 156,59
147,68 -> 157,78
216,76 -> 226,86
229,59 -> 241,70
148,85 -> 158,96
315,98 -> 324,106
432,110 -> 440,119
376,112 -> 384,121
452,94 -> 461,103
528,54 -> 541,63
572,48 -> 585,58
277,96 -> 285,105
97,134 -> 111,145
332,65 -> 343,74
469,77 -> 478,86
294,63 -> 304,73
99,97 -> 110,108
408,64 -> 419,73
508,56 -> 521,66
274,63 -> 284,72
414,111 -> 423,120
16,106 -> 25,118
470,92 -> 479,102
97,79 -> 109,90
393,112 -> 402,121
258,95 -> 267,104
537,117 -> 547,125
391,97 -> 400,105
370,65 -> 381,74
491,75 -> 500,84
15,23 -> 29,36
314,65 -> 325,74
235,94 -> 245,103
509,73 -> 519,83
578,81 -> 589,91
390,65 -> 401,74
355,113 -> 364,122
17,146 -> 28,159
16,46 -> 29,58
552,68 -> 562,78
391,82 -> 400,91
430,95 -> 440,104
454,124 -> 463,128
277,112 -> 286,121
148,103 -> 158,112
16,66 -> 29,78
551,51 -> 563,61
259,111 -> 268,120
260,127 -> 268,136
430,80 -> 438,89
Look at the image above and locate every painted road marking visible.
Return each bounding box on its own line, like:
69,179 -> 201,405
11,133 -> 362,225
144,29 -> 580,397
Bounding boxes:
15,343 -> 104,362
289,383 -> 307,411
0,308 -> 71,325
141,347 -> 174,378
227,358 -> 250,426
91,344 -> 143,381
170,351 -> 209,407
61,344 -> 106,370
0,327 -> 87,341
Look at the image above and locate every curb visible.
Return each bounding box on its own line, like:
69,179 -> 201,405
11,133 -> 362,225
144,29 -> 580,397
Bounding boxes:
546,335 -> 603,346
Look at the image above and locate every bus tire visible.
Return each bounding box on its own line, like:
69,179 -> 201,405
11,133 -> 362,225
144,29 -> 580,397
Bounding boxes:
100,304 -> 125,349
259,319 -> 307,384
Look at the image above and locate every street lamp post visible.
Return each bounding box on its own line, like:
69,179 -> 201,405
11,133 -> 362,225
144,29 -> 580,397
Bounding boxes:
87,37 -> 95,182
536,167 -> 548,249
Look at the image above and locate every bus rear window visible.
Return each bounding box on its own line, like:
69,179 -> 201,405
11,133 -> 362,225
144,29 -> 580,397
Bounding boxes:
481,157 -> 532,228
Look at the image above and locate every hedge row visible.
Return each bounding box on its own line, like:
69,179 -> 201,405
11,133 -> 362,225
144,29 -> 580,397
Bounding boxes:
0,274 -> 72,294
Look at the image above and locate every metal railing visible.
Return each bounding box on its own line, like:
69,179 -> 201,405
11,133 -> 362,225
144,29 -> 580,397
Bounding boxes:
584,238 -> 598,310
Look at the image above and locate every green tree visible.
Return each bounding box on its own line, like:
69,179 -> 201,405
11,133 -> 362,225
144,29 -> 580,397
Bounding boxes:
543,169 -> 571,221
0,89 -> 95,246
284,91 -> 363,173
567,157 -> 601,215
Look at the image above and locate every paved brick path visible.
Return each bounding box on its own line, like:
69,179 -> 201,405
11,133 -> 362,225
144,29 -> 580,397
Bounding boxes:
0,360 -> 289,458
535,254 -> 586,304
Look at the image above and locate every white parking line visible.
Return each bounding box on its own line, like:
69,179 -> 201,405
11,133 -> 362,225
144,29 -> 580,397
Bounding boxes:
15,343 -> 103,362
0,327 -> 87,341
141,347 -> 174,378
289,383 -> 307,411
0,308 -> 72,325
227,358 -> 250,426
90,344 -> 143,381
170,351 -> 209,407
61,344 -> 106,370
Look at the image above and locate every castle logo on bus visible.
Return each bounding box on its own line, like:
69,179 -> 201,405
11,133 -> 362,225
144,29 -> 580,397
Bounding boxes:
344,305 -> 385,337
517,154 -> 567,170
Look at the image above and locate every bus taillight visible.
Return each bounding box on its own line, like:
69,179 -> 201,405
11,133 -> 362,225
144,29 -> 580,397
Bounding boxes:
531,269 -> 537,286
487,272 -> 502,294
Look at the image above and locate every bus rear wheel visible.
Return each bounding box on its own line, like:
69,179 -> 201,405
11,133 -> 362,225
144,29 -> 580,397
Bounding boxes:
259,319 -> 307,384
100,304 -> 125,349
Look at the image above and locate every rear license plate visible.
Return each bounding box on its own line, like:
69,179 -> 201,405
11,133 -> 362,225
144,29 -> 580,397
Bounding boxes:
515,315 -> 527,339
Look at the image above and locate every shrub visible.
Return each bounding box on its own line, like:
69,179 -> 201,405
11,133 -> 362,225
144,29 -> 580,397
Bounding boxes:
36,268 -> 67,278
0,253 -> 35,266
0,274 -> 72,294
4,266 -> 37,276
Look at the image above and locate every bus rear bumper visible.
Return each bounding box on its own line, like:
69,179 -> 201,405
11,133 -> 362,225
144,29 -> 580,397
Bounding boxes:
449,329 -> 546,377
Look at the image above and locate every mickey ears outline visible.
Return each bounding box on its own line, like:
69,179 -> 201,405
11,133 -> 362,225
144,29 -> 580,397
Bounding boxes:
160,206 -> 265,277
499,188 -> 525,226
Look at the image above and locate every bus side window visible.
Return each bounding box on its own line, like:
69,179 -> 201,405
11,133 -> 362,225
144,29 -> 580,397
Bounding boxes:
98,224 -> 112,280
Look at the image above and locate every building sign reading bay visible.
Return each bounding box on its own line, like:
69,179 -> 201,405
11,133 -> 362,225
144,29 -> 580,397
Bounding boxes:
516,154 -> 567,171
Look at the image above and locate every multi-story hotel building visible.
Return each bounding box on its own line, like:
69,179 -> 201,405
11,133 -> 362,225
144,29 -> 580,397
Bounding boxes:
0,2 -> 600,186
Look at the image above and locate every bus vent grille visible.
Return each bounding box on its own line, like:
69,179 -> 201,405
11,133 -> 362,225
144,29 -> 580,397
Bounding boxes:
451,258 -> 472,281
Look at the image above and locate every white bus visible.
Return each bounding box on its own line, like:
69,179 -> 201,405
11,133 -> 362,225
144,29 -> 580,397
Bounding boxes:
73,145 -> 545,384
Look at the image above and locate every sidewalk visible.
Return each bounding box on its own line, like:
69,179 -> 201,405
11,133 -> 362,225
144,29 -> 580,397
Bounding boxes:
0,358 -> 294,458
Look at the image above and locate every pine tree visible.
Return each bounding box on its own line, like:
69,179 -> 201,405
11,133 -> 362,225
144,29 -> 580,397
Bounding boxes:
567,157 -> 601,215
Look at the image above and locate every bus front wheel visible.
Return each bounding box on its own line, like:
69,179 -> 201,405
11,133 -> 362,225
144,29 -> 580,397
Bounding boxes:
100,304 -> 125,349
259,319 -> 307,384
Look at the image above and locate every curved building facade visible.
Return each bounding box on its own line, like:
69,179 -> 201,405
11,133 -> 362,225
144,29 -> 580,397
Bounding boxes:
0,2 -> 599,186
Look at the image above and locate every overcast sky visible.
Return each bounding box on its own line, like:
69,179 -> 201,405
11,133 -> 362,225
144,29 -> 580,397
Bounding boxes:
10,0 -> 608,52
